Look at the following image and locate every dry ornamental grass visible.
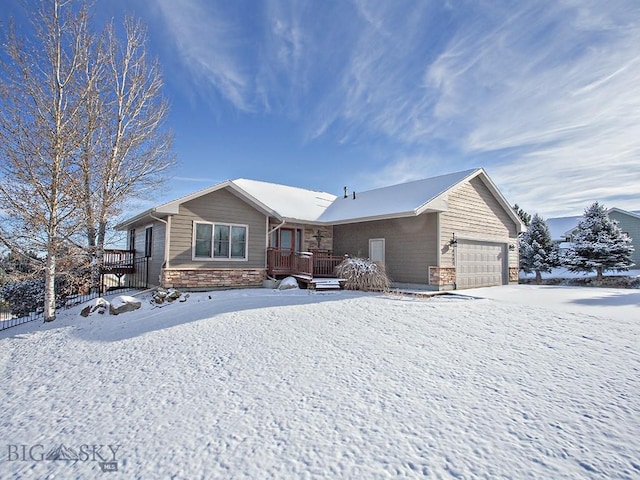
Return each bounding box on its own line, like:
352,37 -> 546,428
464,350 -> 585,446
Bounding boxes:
336,257 -> 391,292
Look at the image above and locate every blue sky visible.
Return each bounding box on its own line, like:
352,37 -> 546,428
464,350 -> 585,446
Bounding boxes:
3,0 -> 640,218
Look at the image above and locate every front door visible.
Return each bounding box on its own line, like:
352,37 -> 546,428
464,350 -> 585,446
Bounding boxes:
280,228 -> 295,252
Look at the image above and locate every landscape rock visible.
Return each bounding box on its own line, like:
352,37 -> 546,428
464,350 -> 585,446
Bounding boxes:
277,276 -> 299,290
151,288 -> 187,306
166,289 -> 181,302
80,297 -> 110,317
109,295 -> 142,315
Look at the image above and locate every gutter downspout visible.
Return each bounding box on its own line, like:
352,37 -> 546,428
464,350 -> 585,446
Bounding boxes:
268,219 -> 286,237
266,220 -> 286,280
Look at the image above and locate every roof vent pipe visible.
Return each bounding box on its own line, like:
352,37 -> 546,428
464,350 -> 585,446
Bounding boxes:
353,191 -> 356,199
344,186 -> 348,198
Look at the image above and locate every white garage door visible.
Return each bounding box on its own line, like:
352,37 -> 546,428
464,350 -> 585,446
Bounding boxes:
456,240 -> 505,288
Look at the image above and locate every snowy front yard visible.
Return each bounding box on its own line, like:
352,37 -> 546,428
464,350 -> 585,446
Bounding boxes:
1,286 -> 638,478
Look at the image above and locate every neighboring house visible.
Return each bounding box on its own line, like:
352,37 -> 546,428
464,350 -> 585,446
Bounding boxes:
112,168 -> 524,290
547,208 -> 640,267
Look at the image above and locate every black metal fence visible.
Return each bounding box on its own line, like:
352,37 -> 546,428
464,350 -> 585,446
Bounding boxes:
0,258 -> 149,332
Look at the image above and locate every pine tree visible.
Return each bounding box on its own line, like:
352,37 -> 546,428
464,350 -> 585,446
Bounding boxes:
513,204 -> 531,227
519,214 -> 558,284
564,202 -> 634,281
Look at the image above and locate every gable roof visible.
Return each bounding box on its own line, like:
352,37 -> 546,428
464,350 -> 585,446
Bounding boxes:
547,207 -> 640,240
546,215 -> 583,240
232,179 -> 336,222
117,168 -> 524,231
318,168 -> 500,224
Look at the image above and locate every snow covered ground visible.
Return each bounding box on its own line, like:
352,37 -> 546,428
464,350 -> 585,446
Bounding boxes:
519,267 -> 640,280
0,286 -> 638,478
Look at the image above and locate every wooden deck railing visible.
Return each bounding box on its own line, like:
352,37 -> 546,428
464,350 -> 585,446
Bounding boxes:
311,251 -> 345,277
267,248 -> 344,278
293,252 -> 313,278
267,248 -> 294,276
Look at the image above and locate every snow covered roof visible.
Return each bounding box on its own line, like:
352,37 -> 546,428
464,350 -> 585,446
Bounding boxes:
318,169 -> 479,224
546,216 -> 582,240
546,207 -> 640,240
117,167 -> 523,230
232,179 -> 336,222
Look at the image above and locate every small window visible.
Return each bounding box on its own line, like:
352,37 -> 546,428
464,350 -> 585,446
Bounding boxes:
144,227 -> 153,257
128,229 -> 136,251
194,222 -> 248,260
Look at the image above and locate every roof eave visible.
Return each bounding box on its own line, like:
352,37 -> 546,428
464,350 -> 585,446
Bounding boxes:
474,169 -> 526,234
608,207 -> 640,220
321,210 -> 418,226
116,180 -> 284,230
114,208 -> 172,231
414,168 -> 481,215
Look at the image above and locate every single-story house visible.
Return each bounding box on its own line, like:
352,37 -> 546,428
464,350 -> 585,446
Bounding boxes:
113,168 -> 525,290
547,208 -> 640,267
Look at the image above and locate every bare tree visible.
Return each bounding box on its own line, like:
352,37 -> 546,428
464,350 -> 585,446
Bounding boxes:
0,0 -> 89,322
0,0 -> 174,322
77,17 -> 174,262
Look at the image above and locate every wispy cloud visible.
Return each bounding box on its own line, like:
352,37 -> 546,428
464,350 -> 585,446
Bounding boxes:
155,0 -> 252,110
425,0 -> 640,216
152,0 -> 640,216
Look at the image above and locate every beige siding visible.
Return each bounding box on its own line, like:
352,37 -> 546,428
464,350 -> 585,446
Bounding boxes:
169,188 -> 267,269
148,221 -> 165,286
125,220 -> 165,287
333,213 -> 438,284
609,211 -> 640,267
440,176 -> 519,268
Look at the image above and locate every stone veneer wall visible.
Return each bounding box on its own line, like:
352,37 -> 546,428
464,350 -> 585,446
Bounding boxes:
162,268 -> 266,289
509,267 -> 519,283
429,266 -> 456,288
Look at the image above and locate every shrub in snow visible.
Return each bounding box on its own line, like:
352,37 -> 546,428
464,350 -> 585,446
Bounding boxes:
335,257 -> 390,291
519,214 -> 559,284
564,202 -> 634,281
278,276 -> 299,290
0,276 -> 80,318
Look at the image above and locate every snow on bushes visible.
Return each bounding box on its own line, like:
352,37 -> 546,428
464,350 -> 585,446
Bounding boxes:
0,276 -> 79,318
335,257 -> 390,291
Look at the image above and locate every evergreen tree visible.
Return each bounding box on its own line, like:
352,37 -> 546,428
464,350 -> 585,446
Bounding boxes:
513,204 -> 531,227
564,202 -> 634,280
519,214 -> 558,284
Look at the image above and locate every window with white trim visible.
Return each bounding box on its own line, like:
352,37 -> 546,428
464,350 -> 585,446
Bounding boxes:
194,222 -> 248,260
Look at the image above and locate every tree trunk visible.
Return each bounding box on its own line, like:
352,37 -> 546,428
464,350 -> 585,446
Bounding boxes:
596,267 -> 603,281
44,243 -> 56,322
535,270 -> 542,285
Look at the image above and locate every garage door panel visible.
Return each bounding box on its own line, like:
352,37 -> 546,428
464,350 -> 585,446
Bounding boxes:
457,240 -> 505,288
